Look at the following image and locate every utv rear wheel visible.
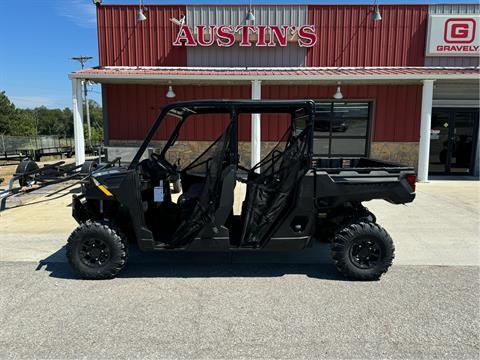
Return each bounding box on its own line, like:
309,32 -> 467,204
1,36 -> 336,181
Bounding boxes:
66,221 -> 128,279
332,221 -> 394,281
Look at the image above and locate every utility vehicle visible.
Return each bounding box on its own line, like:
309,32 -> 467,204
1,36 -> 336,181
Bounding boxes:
67,100 -> 416,280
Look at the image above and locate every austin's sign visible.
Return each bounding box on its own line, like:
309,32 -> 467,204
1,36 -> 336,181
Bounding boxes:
172,24 -> 318,48
426,15 -> 480,56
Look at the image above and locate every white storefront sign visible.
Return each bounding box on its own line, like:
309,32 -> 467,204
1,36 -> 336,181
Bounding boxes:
426,15 -> 480,56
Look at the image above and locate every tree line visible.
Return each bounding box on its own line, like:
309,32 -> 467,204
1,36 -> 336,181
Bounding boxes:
0,91 -> 103,141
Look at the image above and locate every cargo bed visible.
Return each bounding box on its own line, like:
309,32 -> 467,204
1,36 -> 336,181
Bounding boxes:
311,157 -> 416,207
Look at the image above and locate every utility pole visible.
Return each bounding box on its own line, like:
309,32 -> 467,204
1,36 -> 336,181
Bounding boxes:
71,56 -> 93,147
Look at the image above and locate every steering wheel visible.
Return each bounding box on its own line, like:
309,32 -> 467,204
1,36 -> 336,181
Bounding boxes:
150,152 -> 177,176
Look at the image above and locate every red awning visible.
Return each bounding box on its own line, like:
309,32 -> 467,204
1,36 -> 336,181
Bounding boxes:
69,66 -> 480,84
78,66 -> 479,76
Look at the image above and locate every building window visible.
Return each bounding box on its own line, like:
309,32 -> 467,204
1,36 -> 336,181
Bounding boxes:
313,102 -> 371,157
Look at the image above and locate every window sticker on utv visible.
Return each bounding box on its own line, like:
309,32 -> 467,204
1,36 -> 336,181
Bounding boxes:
154,180 -> 164,203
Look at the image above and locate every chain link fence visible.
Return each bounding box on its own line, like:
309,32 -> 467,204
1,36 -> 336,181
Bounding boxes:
0,135 -> 74,153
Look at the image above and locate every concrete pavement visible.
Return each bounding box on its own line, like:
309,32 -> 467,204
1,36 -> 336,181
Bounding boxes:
1,180 -> 478,266
367,180 -> 480,266
0,183 -> 77,262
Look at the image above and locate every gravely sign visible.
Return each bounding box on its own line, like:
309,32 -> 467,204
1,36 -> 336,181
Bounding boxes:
172,25 -> 318,48
426,15 -> 480,56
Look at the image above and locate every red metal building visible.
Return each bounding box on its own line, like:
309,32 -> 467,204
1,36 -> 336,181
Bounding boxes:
70,3 -> 480,180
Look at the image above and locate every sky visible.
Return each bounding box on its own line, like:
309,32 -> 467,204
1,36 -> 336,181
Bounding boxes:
0,0 -> 477,109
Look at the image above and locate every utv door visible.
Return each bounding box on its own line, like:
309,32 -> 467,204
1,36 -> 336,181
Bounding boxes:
239,126 -> 312,246
169,124 -> 236,247
115,169 -> 157,251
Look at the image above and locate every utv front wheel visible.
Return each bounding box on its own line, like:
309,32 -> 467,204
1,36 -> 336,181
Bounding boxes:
332,221 -> 394,281
66,221 -> 128,279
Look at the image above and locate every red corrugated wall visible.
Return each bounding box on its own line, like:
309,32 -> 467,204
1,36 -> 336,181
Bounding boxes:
100,4 -> 425,143
106,84 -> 251,141
307,5 -> 428,66
262,85 -> 422,142
106,84 -> 421,142
96,4 -> 429,67
97,5 -> 187,66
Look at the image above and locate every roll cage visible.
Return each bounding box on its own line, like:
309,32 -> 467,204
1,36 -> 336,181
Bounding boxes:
129,100 -> 317,171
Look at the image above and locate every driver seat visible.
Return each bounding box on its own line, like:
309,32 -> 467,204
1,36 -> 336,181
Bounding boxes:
177,183 -> 203,209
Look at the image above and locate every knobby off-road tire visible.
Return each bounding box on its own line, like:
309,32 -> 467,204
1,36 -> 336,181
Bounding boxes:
332,220 -> 394,281
66,221 -> 128,279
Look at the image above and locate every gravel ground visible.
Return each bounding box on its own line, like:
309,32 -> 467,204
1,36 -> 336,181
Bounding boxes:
0,263 -> 478,359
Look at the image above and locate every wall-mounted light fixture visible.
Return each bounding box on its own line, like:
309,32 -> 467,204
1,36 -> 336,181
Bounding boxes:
166,85 -> 176,99
371,1 -> 382,21
333,82 -> 343,100
137,0 -> 147,21
245,1 -> 255,22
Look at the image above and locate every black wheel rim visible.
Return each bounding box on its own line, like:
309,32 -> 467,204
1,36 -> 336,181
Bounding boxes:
79,238 -> 111,268
348,237 -> 383,269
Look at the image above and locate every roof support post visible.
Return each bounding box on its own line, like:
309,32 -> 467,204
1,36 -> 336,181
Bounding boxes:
251,80 -> 262,172
72,78 -> 85,165
475,121 -> 480,179
417,79 -> 435,182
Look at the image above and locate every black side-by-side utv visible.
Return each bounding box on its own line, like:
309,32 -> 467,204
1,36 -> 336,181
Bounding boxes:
67,100 -> 416,280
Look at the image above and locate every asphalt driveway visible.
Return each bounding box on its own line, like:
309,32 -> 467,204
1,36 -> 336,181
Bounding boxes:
0,263 -> 478,359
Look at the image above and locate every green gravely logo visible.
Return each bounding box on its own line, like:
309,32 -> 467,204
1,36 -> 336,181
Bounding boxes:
170,17 -> 318,48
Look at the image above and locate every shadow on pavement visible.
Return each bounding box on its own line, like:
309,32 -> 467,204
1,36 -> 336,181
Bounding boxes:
36,242 -> 345,281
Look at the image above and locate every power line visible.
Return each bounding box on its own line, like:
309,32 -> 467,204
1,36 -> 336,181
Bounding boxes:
71,56 -> 93,70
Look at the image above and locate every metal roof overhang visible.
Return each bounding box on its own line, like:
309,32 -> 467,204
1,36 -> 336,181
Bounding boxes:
68,66 -> 480,85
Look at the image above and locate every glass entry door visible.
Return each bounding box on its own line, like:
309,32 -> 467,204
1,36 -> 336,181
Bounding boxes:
429,108 -> 479,175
